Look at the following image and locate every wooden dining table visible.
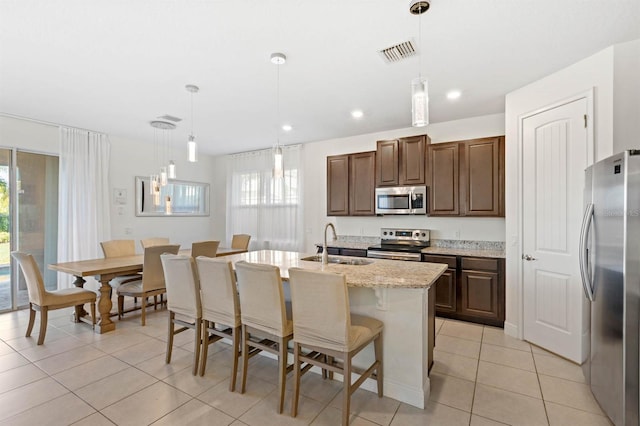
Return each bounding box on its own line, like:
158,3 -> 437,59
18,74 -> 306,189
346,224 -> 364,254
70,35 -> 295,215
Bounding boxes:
48,247 -> 247,334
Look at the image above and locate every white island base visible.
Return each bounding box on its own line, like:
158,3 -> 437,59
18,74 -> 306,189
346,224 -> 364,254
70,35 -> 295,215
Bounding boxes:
338,286 -> 435,409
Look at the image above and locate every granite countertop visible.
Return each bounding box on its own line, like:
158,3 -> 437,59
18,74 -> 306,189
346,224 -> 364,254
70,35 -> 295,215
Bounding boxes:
213,249 -> 447,289
421,247 -> 506,258
314,241 -> 372,250
316,239 -> 505,258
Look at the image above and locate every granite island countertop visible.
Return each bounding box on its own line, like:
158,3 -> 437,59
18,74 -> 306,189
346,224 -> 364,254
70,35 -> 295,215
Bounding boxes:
212,249 -> 447,289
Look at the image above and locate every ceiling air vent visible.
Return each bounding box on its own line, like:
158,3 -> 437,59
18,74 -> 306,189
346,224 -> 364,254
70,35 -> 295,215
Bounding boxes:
379,40 -> 416,63
158,114 -> 182,122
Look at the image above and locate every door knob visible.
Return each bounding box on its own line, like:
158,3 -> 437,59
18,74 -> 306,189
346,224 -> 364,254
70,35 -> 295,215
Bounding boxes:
522,254 -> 537,261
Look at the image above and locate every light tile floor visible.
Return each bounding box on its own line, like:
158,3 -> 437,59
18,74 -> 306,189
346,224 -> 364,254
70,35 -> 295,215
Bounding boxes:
0,307 -> 612,425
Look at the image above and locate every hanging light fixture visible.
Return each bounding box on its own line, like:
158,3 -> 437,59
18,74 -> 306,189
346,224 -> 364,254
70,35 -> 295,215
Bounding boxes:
150,120 -> 176,191
186,84 -> 199,162
410,0 -> 430,127
271,52 -> 286,179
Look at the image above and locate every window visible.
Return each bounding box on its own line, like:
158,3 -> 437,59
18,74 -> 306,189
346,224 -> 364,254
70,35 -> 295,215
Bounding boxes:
227,146 -> 303,251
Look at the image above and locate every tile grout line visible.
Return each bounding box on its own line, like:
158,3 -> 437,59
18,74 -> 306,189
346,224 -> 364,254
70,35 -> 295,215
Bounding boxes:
467,324 -> 483,426
530,338 -> 551,425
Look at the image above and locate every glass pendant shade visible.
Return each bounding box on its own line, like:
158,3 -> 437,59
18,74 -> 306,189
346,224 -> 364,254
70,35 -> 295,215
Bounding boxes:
411,77 -> 429,127
168,160 -> 176,179
187,135 -> 197,162
273,145 -> 284,179
160,167 -> 168,186
150,174 -> 158,195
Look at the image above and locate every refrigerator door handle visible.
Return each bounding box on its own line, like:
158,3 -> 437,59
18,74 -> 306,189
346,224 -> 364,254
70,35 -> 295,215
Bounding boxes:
579,202 -> 595,302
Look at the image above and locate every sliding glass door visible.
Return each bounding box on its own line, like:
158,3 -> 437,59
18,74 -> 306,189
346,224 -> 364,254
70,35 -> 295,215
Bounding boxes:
0,148 -> 58,312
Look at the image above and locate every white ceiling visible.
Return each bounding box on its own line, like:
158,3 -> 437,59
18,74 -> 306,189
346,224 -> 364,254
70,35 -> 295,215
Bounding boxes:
1,0 -> 638,156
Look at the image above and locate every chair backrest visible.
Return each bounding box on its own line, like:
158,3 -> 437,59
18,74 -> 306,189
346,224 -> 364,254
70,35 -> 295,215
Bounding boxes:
196,257 -> 240,327
288,267 -> 350,352
235,261 -> 287,336
231,234 -> 251,250
191,240 -> 220,258
11,251 -> 47,306
140,237 -> 170,250
141,244 -> 180,291
100,239 -> 136,258
160,254 -> 201,319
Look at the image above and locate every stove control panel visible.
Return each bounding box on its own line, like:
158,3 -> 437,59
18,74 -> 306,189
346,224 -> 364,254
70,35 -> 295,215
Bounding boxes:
380,228 -> 430,242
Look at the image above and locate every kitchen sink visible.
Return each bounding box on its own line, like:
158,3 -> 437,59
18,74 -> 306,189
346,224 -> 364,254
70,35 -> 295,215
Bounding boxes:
300,255 -> 372,266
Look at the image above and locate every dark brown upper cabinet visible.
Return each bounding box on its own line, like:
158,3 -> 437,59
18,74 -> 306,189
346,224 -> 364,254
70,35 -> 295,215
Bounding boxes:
427,141 -> 460,215
461,137 -> 505,216
376,135 -> 429,187
327,151 -> 376,216
427,136 -> 504,217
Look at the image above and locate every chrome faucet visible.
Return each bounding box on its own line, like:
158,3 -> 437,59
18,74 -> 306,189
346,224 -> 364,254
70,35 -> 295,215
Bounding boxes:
322,222 -> 337,265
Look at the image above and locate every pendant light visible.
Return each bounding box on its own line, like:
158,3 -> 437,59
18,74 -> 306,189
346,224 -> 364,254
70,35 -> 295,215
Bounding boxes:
410,0 -> 430,127
271,52 -> 286,179
150,120 -> 176,191
186,84 -> 199,162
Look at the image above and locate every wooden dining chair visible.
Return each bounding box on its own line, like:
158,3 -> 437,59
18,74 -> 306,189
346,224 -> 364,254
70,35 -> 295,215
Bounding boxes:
160,254 -> 202,375
100,239 -> 140,289
11,251 -> 97,345
196,257 -> 242,389
231,234 -> 251,251
288,267 -> 383,426
191,240 -> 220,258
140,237 -> 170,250
117,244 -> 180,325
235,260 -> 292,413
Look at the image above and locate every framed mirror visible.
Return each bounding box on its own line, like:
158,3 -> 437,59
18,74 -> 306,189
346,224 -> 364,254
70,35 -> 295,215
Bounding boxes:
135,176 -> 210,217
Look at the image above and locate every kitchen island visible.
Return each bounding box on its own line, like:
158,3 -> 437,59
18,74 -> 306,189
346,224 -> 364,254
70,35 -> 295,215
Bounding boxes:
212,249 -> 447,409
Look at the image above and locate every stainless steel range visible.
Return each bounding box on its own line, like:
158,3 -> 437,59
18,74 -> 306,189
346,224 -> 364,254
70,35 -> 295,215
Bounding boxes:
367,228 -> 430,262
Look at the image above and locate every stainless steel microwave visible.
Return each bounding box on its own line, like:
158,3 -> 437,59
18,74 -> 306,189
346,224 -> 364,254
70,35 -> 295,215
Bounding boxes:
375,185 -> 427,215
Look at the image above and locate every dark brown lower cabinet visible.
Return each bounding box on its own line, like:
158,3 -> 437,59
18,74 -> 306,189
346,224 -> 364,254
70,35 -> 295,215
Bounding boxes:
423,254 -> 504,327
316,246 -> 367,258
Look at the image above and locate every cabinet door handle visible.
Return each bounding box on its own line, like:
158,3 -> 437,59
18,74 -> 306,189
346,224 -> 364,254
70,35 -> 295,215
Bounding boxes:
522,254 -> 537,261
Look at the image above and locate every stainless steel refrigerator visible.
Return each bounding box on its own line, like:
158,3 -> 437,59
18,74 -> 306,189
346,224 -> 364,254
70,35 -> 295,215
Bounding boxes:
580,149 -> 640,426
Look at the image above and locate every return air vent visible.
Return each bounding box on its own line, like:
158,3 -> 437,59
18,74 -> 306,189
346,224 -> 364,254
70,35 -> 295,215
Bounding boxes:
158,114 -> 182,122
379,40 -> 417,63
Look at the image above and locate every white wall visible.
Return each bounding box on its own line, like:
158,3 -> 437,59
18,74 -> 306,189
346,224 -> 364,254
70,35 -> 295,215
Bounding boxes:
210,113 -> 506,252
0,115 -> 221,253
503,40 -> 639,338
613,39 -> 640,153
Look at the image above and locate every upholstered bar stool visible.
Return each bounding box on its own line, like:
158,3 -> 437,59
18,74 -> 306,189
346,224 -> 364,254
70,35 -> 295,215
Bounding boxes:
196,257 -> 241,389
288,267 -> 383,426
12,252 -> 97,345
191,240 -> 220,258
235,260 -> 292,413
160,254 -> 202,375
231,234 -> 251,251
117,244 -> 180,325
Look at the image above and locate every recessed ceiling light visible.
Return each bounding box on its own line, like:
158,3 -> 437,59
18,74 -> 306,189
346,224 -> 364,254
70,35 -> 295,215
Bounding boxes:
447,90 -> 461,100
351,110 -> 364,119
282,124 -> 292,132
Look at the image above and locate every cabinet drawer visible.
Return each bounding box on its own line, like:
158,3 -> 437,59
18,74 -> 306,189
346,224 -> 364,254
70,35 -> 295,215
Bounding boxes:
461,257 -> 498,272
422,255 -> 457,268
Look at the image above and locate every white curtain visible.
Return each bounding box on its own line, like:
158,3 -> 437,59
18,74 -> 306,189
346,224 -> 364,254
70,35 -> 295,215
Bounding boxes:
57,127 -> 111,289
226,145 -> 304,251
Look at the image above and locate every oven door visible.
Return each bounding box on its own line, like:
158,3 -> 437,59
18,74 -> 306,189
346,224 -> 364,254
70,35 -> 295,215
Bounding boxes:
367,250 -> 422,261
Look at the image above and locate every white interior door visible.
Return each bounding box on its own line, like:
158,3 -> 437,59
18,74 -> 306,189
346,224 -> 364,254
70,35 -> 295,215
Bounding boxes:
522,97 -> 590,363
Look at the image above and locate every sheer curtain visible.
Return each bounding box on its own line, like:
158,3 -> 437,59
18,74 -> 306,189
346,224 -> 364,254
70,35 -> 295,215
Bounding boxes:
57,127 -> 111,289
226,145 -> 303,251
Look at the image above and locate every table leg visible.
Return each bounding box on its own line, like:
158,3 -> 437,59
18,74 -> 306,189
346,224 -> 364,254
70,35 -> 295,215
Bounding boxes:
96,278 -> 116,333
72,276 -> 88,321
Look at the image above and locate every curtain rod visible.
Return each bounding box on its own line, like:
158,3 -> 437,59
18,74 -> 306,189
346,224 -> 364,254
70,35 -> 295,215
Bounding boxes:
0,112 -> 105,135
229,143 -> 302,158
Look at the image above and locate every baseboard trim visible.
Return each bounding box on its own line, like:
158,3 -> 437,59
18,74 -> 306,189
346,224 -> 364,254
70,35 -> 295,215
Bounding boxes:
503,321 -> 519,339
